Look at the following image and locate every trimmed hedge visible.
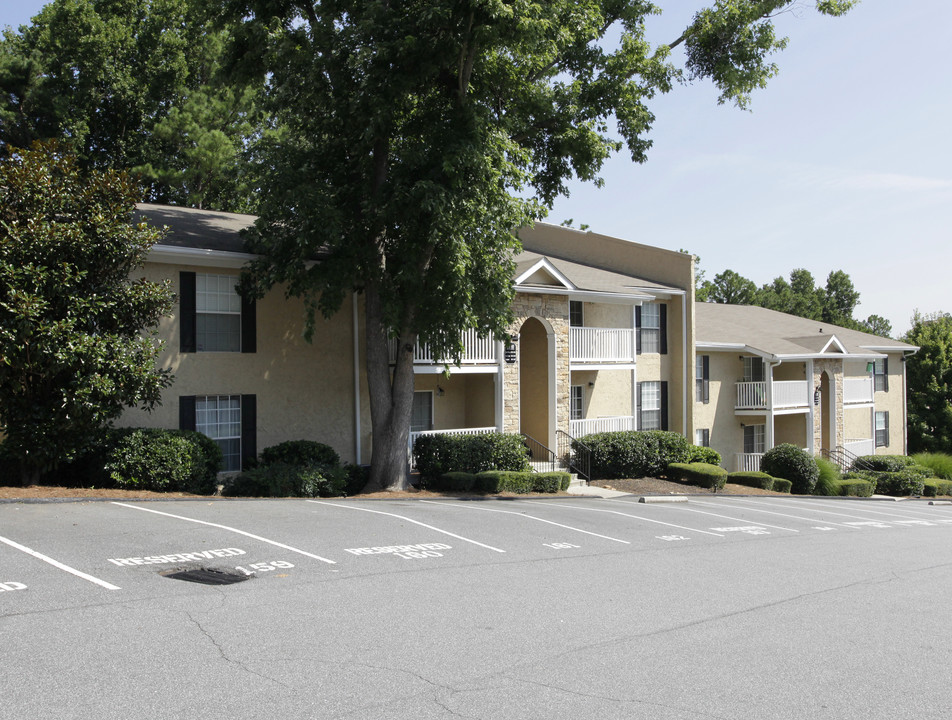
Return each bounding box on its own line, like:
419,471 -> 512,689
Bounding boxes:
102,428 -> 223,493
760,444 -> 819,495
846,467 -> 927,496
771,478 -> 793,493
834,479 -> 875,497
852,455 -> 915,472
685,445 -> 722,465
667,462 -> 727,490
224,462 -> 347,498
728,471 -> 775,490
582,430 -> 691,480
923,479 -> 952,497
260,440 -> 340,468
426,470 -> 570,494
414,432 -> 531,482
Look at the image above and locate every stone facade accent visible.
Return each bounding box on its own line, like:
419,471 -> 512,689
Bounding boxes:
502,294 -> 570,443
813,358 -> 844,451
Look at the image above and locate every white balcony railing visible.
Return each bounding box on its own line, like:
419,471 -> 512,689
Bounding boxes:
569,415 -> 636,437
570,327 -> 635,363
844,376 -> 874,404
844,438 -> 874,458
735,381 -> 809,410
391,329 -> 497,365
736,453 -> 764,472
408,426 -> 497,466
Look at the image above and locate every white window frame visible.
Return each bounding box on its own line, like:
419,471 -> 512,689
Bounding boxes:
743,356 -> 765,383
743,424 -> 765,454
873,358 -> 887,392
196,273 -> 242,352
571,385 -> 584,420
411,391 -> 434,434
640,381 -> 661,430
875,411 -> 889,447
196,395 -> 242,472
695,428 -> 710,447
640,303 -> 660,354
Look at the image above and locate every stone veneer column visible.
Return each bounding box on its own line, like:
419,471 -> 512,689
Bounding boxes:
502,294 -> 570,441
812,358 -> 844,451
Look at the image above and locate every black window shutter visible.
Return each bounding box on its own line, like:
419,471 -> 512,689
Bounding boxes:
179,395 -> 196,431
636,381 -> 642,428
659,304 -> 668,355
180,272 -> 196,353
241,395 -> 257,469
635,306 -> 642,355
241,297 -> 256,354
702,355 -> 710,403
660,381 -> 669,431
884,411 -> 890,447
883,358 -> 889,392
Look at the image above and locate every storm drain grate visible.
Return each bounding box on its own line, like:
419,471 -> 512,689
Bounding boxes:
160,567 -> 250,585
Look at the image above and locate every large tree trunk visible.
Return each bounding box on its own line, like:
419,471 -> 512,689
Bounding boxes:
363,283 -> 417,492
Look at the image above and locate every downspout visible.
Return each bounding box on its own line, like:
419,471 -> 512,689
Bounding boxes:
353,293 -> 361,464
766,358 -> 782,451
682,296 -> 688,437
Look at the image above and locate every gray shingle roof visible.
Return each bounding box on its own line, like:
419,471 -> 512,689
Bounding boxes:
136,203 -> 255,253
514,251 -> 678,295
695,302 -> 916,357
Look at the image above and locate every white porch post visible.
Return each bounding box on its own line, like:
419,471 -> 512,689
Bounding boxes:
765,362 -> 775,450
631,305 -> 638,429
806,359 -> 815,455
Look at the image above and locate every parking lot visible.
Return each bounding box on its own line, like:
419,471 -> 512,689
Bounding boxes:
3,495 -> 952,719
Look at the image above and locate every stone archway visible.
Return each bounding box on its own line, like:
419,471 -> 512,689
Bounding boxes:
519,316 -> 550,445
820,370 -> 835,452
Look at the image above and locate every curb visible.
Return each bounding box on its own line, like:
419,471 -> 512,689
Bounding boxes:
638,495 -> 689,504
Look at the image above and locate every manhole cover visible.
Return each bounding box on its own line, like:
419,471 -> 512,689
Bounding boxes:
160,567 -> 250,585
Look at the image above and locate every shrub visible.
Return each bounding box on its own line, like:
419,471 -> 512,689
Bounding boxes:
260,440 -> 339,468
770,478 -> 793,493
582,430 -> 691,480
667,462 -> 727,490
760,444 -> 819,494
414,433 -> 530,482
531,472 -> 571,493
685,445 -> 722,465
728,471 -> 775,490
875,466 -> 927,497
852,455 -> 914,473
814,457 -> 842,496
834,479 -> 875,497
104,430 -> 197,491
343,463 -> 370,495
224,462 -> 347,498
923,479 -> 952,497
912,452 -> 952,480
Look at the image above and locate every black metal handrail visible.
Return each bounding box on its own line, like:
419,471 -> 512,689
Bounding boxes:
521,434 -> 557,473
557,429 -> 591,482
821,446 -> 875,473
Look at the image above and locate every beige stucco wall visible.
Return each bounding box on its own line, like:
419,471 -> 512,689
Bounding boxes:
845,406 -> 873,443
874,352 -> 909,454
694,352 -> 747,468
581,302 -> 632,329
775,414 -> 809,448
573,369 -> 633,419
774,362 -> 807,382
119,262 -> 368,464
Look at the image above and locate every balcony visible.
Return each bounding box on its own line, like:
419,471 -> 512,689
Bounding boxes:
391,329 -> 497,365
735,381 -> 809,411
844,376 -> 874,405
570,327 -> 635,364
844,438 -> 874,458
569,415 -> 636,437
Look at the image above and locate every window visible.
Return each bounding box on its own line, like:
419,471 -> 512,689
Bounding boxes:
571,386 -> 584,420
743,424 -> 765,454
696,355 -> 710,403
180,394 -> 255,472
874,358 -> 889,392
743,356 -> 765,383
411,391 -> 434,433
639,381 -> 662,430
695,428 -> 710,447
875,411 -> 889,447
569,301 -> 584,328
179,271 -> 256,353
639,303 -> 661,354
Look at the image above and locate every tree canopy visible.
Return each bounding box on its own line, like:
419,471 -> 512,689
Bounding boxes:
0,141 -> 175,484
0,0 -> 260,211
904,311 -> 952,454
698,265 -> 892,337
224,0 -> 856,490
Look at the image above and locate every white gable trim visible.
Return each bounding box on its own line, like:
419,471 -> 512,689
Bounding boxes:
514,258 -> 575,289
149,244 -> 256,269
819,335 -> 848,354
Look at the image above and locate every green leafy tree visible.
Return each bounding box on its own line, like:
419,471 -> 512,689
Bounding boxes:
0,141 -> 175,486
0,0 -> 260,212
225,0 -> 856,491
698,269 -> 758,304
904,311 -> 952,454
859,314 -> 892,338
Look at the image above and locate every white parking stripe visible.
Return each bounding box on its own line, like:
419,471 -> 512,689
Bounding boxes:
306,501 -> 506,553
0,534 -> 121,590
783,497 -> 947,520
686,499 -> 862,529
112,502 -> 337,564
725,497 -> 920,525
548,503 -> 725,537
420,500 -> 631,544
637,503 -> 799,533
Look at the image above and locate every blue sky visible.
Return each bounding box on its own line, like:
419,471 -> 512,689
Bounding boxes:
4,1 -> 950,336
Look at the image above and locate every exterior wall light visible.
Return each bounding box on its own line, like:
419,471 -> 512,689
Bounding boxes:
504,335 -> 518,364
814,386 -> 821,406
